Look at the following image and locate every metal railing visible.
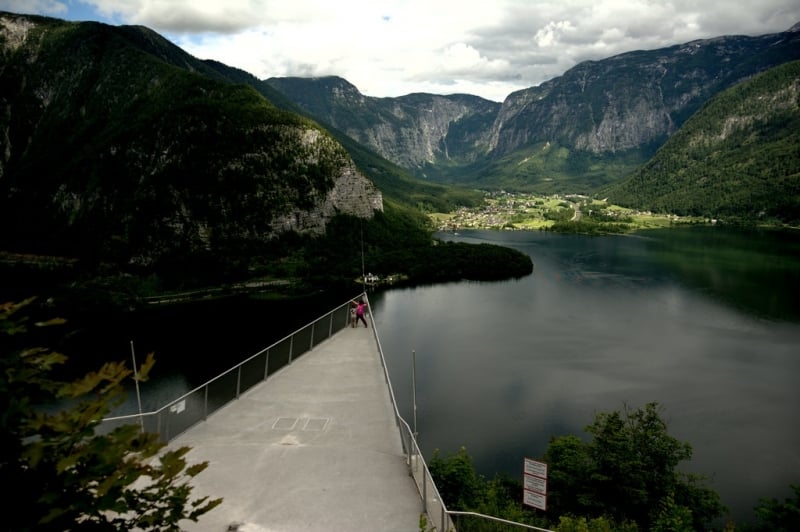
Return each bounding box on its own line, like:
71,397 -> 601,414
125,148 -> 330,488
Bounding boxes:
100,296 -> 354,441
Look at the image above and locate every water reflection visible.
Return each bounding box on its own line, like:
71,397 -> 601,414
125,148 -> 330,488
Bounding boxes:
371,228 -> 800,524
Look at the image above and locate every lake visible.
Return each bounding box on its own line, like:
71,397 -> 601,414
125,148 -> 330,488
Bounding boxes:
368,227 -> 800,525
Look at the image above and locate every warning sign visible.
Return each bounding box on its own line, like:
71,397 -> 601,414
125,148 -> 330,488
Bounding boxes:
523,489 -> 547,510
524,474 -> 547,494
524,458 -> 547,479
523,457 -> 547,510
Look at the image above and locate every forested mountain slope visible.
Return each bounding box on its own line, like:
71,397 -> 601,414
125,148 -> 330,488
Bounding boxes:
605,61 -> 800,224
0,12 -> 383,289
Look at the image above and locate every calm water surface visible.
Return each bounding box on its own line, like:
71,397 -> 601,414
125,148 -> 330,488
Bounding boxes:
370,227 -> 800,524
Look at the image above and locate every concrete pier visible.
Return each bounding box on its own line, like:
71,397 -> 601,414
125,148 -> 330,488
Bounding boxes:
173,318 -> 424,531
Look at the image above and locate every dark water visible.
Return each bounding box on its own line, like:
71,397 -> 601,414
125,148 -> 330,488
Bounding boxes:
369,227 -> 800,525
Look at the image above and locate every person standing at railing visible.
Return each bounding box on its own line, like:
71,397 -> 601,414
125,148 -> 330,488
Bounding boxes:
349,301 -> 357,327
351,298 -> 368,328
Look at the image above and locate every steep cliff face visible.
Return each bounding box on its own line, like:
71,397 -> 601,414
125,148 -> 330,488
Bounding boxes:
0,13 -> 381,266
266,76 -> 500,176
488,29 -> 800,158
271,130 -> 383,236
359,93 -> 498,171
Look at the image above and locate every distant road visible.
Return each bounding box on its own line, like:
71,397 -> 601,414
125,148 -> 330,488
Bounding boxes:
571,202 -> 582,221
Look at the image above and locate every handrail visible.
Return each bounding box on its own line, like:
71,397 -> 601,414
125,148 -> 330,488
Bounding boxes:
100,295 -> 360,439
448,511 -> 554,531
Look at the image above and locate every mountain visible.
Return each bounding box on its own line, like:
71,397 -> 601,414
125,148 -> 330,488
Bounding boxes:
0,12 -> 383,281
0,12 -> 534,301
267,24 -> 800,193
605,60 -> 800,224
266,76 -> 500,179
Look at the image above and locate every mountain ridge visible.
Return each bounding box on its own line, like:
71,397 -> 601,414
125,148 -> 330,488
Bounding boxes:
266,23 -> 800,192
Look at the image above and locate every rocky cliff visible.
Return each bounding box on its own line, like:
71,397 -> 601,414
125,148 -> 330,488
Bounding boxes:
489,27 -> 800,158
266,76 -> 500,177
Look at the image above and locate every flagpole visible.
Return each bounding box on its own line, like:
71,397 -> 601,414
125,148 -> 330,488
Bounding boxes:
360,221 -> 366,292
412,350 -> 418,440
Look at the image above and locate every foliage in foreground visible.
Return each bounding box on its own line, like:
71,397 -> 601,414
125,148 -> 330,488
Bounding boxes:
0,299 -> 222,531
429,403 -> 730,531
750,484 -> 800,532
428,447 -> 551,531
544,402 -> 726,531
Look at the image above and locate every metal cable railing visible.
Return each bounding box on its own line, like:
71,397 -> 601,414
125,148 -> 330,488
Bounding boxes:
100,296 -> 355,440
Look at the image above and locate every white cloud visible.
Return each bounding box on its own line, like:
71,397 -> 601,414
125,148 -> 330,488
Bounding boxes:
534,20 -> 576,48
7,0 -> 800,102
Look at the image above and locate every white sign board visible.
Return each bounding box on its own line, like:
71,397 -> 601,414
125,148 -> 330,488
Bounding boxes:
523,457 -> 548,510
524,474 -> 547,494
523,489 -> 547,510
524,458 -> 547,479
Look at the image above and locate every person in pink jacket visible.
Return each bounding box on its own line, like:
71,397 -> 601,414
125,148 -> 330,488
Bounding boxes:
351,298 -> 368,328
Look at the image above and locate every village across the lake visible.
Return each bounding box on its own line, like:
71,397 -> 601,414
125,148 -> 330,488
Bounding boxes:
430,191 -> 700,232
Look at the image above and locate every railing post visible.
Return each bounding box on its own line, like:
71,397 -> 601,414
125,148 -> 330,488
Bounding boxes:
406,430 -> 412,467
264,348 -> 270,380
328,311 -> 334,338
236,365 -> 242,399
310,323 -> 315,350
288,335 -> 294,363
422,465 -> 428,514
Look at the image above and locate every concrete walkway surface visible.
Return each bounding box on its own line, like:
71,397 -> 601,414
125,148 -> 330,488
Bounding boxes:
172,318 -> 424,532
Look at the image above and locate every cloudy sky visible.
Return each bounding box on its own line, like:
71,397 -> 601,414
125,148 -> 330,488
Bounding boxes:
5,0 -> 800,102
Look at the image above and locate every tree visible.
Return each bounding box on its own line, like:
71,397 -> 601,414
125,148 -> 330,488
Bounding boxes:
0,299 -> 222,531
544,402 -> 725,531
428,446 -> 482,510
752,484 -> 800,532
428,446 -> 551,531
